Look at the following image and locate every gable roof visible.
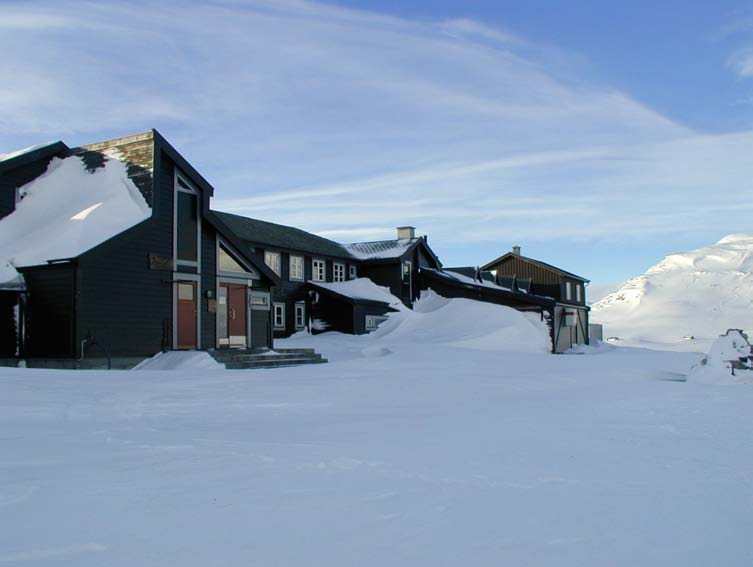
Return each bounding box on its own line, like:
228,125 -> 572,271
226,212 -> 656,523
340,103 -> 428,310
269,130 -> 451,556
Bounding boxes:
214,211 -> 353,260
205,212 -> 281,285
481,252 -> 589,283
344,236 -> 442,267
0,141 -> 69,175
1,153 -> 151,285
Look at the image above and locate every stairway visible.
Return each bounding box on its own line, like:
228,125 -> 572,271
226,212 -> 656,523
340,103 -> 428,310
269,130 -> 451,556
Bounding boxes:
209,347 -> 328,370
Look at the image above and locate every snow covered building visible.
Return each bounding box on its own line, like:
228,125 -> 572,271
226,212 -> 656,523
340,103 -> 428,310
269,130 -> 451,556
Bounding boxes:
215,217 -> 442,336
0,131 -> 279,365
481,246 -> 590,352
344,226 -> 443,307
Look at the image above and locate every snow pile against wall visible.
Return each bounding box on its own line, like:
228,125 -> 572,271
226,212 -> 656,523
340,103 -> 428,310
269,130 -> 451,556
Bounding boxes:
688,329 -> 753,383
0,156 -> 151,285
375,291 -> 551,352
592,235 -> 753,346
311,278 -> 407,309
132,351 -> 225,371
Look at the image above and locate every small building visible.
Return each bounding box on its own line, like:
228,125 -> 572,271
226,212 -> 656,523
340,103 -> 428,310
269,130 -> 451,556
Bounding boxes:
344,226 -> 442,307
0,130 -> 279,366
481,246 -> 590,352
306,279 -> 402,335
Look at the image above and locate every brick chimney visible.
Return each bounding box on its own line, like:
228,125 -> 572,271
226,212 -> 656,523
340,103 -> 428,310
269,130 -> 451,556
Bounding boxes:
397,226 -> 416,240
512,245 -> 521,255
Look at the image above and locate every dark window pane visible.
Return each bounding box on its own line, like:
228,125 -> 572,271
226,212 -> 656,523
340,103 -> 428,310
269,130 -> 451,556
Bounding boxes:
177,192 -> 198,262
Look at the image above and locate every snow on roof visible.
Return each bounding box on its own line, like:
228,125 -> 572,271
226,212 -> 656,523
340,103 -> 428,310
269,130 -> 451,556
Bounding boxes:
344,238 -> 416,260
0,155 -> 151,285
0,141 -> 59,163
444,269 -> 513,291
309,278 -> 406,309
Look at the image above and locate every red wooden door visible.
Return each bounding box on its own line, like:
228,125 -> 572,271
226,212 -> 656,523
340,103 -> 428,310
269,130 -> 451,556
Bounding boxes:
227,284 -> 247,345
177,281 -> 197,349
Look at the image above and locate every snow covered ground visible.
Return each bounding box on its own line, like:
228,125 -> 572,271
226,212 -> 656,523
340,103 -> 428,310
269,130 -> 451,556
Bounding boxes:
2,296 -> 753,566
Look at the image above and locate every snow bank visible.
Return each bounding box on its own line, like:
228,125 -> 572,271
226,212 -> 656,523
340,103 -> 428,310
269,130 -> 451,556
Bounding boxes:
310,278 -> 406,309
132,351 -> 224,371
0,156 -> 151,285
373,291 -> 551,353
592,234 -> 753,348
688,329 -> 753,384
284,291 -> 551,358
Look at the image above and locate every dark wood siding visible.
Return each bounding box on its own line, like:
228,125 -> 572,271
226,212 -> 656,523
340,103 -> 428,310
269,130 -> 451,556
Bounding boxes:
0,291 -> 20,357
21,263 -> 77,358
76,144 -> 169,357
0,157 -> 58,220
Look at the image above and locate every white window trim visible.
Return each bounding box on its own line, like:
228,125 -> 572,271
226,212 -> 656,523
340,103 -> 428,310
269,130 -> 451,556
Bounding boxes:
312,258 -> 326,282
576,283 -> 582,303
289,255 -> 304,281
349,265 -> 357,279
216,239 -> 258,279
333,262 -> 345,282
294,302 -> 306,329
273,302 -> 286,329
173,170 -> 201,270
565,281 -> 573,301
264,251 -> 281,277
365,314 -> 387,331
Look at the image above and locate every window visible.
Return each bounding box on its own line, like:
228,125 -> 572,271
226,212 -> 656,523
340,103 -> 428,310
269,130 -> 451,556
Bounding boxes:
402,261 -> 412,280
264,251 -> 281,277
565,281 -> 572,301
349,265 -> 357,279
289,255 -> 304,281
576,283 -> 582,303
273,303 -> 285,329
218,244 -> 248,274
294,302 -> 306,329
365,315 -> 388,331
175,174 -> 199,265
312,259 -> 325,282
334,263 -> 345,282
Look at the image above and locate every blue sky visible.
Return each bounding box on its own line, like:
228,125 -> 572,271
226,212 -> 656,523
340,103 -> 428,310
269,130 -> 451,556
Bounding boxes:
1,0 -> 753,298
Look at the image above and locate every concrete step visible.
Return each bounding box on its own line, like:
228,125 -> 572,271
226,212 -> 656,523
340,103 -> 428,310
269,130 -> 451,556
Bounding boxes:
209,347 -> 327,370
224,357 -> 328,370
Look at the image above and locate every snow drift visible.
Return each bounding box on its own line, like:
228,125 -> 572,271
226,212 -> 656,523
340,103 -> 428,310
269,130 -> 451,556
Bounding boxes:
282,290 -> 551,358
688,329 -> 753,383
0,155 -> 151,286
592,234 -> 753,347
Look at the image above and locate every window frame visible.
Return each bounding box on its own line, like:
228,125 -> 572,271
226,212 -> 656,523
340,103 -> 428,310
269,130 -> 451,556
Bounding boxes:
576,283 -> 582,303
264,251 -> 281,277
174,170 -> 201,269
273,302 -> 286,329
294,302 -> 306,330
365,314 -> 388,331
349,265 -> 357,279
333,262 -> 345,282
565,281 -> 573,301
312,258 -> 326,282
289,255 -> 304,281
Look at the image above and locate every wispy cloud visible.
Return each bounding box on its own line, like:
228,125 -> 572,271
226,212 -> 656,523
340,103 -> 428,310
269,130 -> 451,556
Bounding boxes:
0,0 -> 751,278
727,46 -> 753,77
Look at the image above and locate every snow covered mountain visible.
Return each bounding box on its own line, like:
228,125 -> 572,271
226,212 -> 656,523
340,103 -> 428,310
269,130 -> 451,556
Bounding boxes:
592,234 -> 753,346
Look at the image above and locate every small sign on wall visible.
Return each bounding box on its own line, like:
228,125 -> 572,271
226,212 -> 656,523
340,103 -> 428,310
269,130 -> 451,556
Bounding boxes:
207,299 -> 217,313
563,310 -> 577,327
148,253 -> 174,271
